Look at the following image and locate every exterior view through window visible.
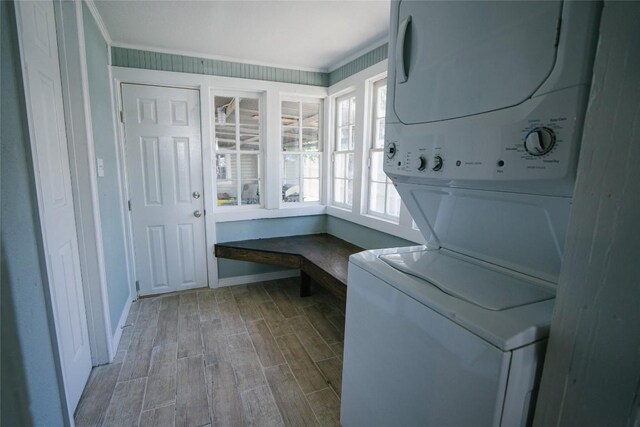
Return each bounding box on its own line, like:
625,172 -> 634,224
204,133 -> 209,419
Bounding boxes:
333,93 -> 356,207
214,95 -> 262,207
281,100 -> 322,203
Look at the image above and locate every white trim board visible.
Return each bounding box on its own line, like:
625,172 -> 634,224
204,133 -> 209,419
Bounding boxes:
217,270 -> 299,287
110,293 -> 134,358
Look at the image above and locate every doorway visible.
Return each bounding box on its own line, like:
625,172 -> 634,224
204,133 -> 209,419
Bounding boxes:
121,84 -> 208,296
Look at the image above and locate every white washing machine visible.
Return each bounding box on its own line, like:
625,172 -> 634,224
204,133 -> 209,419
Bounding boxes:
341,1 -> 601,426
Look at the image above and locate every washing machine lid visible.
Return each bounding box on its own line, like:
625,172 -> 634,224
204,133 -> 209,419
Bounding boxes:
380,249 -> 555,311
393,0 -> 562,124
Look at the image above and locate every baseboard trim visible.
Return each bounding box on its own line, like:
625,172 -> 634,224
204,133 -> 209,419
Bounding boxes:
217,270 -> 299,287
110,293 -> 134,361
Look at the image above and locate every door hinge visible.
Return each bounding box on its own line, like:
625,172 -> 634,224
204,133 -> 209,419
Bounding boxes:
204,209 -> 207,216
135,280 -> 140,292
128,200 -> 132,211
120,110 -> 124,123
554,17 -> 562,47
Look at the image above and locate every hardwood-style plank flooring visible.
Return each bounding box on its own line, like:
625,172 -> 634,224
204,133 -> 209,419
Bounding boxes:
75,278 -> 345,427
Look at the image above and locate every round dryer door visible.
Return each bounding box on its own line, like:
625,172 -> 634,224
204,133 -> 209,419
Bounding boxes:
392,0 -> 562,125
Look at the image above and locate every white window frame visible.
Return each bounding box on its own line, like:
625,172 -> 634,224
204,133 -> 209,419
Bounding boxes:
332,92 -> 357,209
212,90 -> 265,209
366,77 -> 401,222
280,97 -> 324,205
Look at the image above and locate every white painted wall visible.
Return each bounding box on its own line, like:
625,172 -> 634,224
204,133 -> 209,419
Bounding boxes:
534,2 -> 640,425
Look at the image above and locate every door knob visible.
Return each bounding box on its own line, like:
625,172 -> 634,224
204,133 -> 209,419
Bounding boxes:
194,210 -> 202,218
192,191 -> 201,199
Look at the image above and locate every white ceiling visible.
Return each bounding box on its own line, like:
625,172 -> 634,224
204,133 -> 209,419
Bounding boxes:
93,0 -> 390,72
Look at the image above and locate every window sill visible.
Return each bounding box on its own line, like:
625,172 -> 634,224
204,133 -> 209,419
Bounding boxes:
326,206 -> 425,245
214,204 -> 327,222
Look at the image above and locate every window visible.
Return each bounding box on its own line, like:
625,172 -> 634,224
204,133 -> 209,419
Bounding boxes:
281,100 -> 322,203
367,78 -> 401,219
214,95 -> 262,207
333,93 -> 356,207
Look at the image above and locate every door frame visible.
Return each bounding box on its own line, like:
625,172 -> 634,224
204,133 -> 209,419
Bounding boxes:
15,0 -> 97,421
52,0 -> 119,367
113,76 -> 218,291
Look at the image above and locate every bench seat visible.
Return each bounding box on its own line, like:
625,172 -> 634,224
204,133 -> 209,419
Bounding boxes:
214,233 -> 363,300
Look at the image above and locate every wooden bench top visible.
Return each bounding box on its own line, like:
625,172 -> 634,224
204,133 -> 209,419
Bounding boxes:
215,233 -> 363,300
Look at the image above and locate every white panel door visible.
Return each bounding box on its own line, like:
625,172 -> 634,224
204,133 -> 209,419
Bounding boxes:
122,84 -> 207,296
15,0 -> 92,415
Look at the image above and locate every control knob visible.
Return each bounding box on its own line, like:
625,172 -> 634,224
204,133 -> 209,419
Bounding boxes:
386,142 -> 397,159
524,127 -> 556,156
432,156 -> 443,171
416,155 -> 427,171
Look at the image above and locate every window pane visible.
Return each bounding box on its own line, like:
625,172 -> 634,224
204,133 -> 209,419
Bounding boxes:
241,180 -> 260,205
239,98 -> 259,127
376,84 -> 387,118
240,154 -> 259,180
302,102 -> 320,128
216,153 -> 233,181
349,125 -> 355,150
349,97 -> 356,123
239,127 -> 260,151
281,101 -> 299,127
347,153 -> 354,179
369,182 -> 386,214
302,128 -> 320,151
303,154 -> 320,179
303,179 -> 320,202
374,118 -> 385,148
335,153 -> 346,179
217,182 -> 238,206
282,127 -> 299,151
338,127 -> 350,151
338,99 -> 349,127
370,151 -> 386,182
386,183 -> 401,217
215,96 -> 236,150
283,154 -> 300,183
346,179 -> 353,206
216,154 -> 238,206
282,180 -> 300,202
333,179 -> 345,204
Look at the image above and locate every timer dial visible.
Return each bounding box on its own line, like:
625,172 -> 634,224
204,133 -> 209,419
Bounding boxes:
524,127 -> 556,156
386,142 -> 397,159
416,155 -> 427,171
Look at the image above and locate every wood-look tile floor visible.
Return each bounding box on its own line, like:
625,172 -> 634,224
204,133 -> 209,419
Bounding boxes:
74,278 -> 346,427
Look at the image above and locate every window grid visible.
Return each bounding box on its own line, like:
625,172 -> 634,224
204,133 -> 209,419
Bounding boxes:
367,78 -> 400,220
333,94 -> 356,208
214,96 -> 262,207
281,100 -> 322,204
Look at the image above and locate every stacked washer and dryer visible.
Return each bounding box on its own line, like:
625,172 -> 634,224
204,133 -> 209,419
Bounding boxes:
341,1 -> 601,426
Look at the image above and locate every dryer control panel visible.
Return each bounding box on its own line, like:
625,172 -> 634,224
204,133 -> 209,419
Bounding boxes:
384,86 -> 588,197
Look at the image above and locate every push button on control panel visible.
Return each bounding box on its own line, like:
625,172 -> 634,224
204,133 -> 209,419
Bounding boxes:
432,155 -> 443,171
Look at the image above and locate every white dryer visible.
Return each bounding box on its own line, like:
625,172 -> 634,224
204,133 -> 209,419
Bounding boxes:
341,1 -> 602,426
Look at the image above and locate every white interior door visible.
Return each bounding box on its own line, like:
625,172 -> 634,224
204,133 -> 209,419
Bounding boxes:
15,0 -> 92,416
122,84 -> 207,296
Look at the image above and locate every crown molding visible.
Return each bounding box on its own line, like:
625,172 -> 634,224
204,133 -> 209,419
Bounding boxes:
83,0 -> 112,44
327,35 -> 389,73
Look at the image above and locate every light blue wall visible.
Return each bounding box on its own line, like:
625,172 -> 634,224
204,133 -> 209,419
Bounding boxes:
83,4 -> 130,334
326,216 -> 415,249
216,215 -> 326,279
1,1 -> 66,425
216,214 -> 417,280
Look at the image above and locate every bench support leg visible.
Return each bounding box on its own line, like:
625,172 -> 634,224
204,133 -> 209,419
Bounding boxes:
300,271 -> 312,297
